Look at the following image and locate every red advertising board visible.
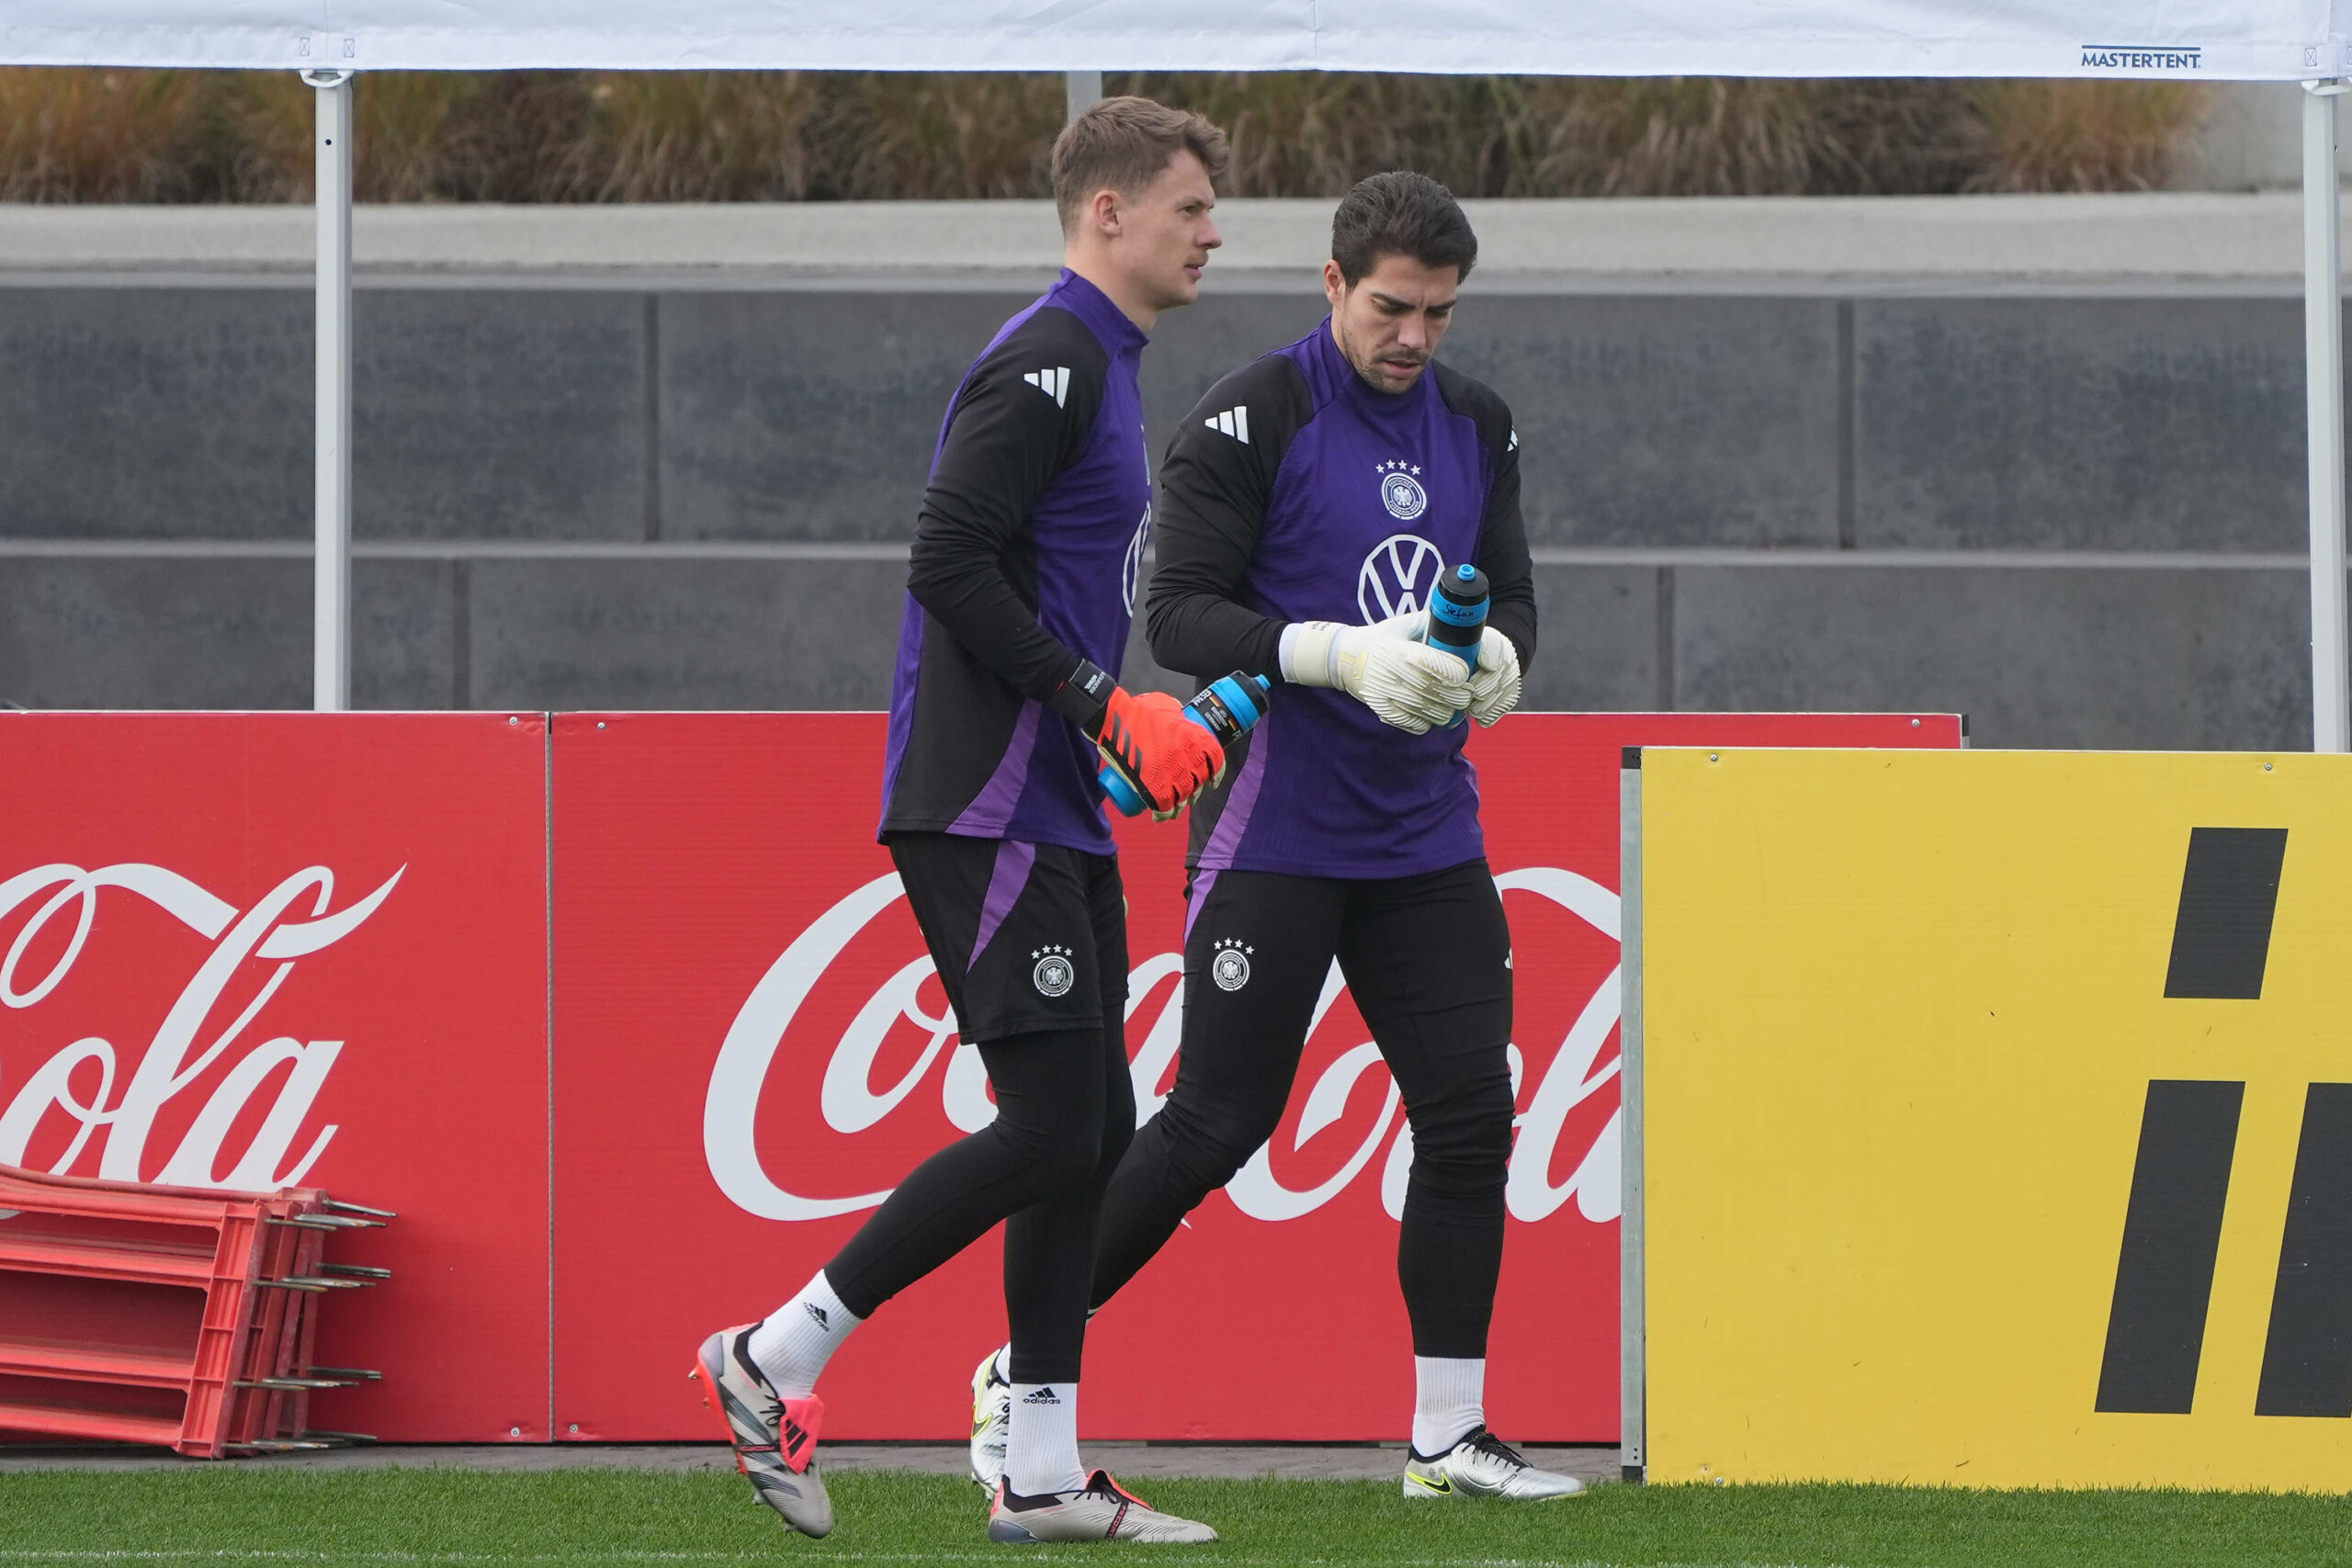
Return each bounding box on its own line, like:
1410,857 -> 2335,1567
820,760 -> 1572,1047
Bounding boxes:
0,714 -> 551,1444
0,710 -> 1957,1447
550,711 -> 1961,1444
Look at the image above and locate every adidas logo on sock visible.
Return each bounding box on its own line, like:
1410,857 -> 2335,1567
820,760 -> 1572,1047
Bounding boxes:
1021,1386 -> 1062,1404
803,1302 -> 830,1328
1204,406 -> 1250,444
1023,367 -> 1071,407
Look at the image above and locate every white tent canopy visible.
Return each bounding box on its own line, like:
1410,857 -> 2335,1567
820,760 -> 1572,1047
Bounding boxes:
2,2 -> 2346,750
7,1 -> 2348,75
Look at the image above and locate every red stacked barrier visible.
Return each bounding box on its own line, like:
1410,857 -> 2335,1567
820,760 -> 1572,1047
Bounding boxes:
0,1164 -> 390,1457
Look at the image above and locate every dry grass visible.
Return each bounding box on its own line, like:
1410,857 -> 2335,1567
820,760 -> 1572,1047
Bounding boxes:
1967,79 -> 2209,191
0,68 -> 2211,203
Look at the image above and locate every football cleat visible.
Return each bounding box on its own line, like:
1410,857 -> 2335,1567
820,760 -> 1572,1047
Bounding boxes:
689,1325 -> 833,1538
987,1472 -> 1217,1543
968,1343 -> 1012,1491
1402,1427 -> 1586,1501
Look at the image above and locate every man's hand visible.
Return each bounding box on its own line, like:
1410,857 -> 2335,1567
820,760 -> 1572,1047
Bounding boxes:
1466,628 -> 1521,727
1093,687 -> 1225,814
1283,613 -> 1471,734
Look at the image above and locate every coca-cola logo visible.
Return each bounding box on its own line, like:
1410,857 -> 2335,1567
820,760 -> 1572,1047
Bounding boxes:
704,866 -> 1621,1227
0,862 -> 401,1190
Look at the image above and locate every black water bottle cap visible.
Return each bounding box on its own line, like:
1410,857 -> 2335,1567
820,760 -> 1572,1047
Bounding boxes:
1438,563 -> 1488,610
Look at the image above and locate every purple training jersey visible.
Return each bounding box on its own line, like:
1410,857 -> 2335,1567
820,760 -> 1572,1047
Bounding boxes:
1143,319 -> 1536,879
880,270 -> 1152,854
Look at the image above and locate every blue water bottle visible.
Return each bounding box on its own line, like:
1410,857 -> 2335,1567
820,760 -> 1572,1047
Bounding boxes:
1098,671 -> 1272,817
1424,564 -> 1489,728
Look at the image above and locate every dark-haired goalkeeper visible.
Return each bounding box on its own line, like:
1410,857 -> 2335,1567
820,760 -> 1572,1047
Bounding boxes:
965,172 -> 1579,1504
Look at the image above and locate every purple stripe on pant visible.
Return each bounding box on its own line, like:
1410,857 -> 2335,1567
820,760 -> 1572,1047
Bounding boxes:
969,839 -> 1038,971
1183,869 -> 1218,942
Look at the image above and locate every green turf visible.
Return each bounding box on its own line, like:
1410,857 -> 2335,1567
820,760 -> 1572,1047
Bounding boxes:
2,1467 -> 2350,1568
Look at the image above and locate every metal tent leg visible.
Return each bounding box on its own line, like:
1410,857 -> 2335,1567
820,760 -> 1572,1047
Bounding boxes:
1619,751 -> 1645,1484
310,69 -> 355,714
2303,79 -> 2349,754
1065,71 -> 1103,123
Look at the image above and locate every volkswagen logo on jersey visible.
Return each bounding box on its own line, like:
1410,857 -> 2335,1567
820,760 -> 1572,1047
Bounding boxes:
1210,938 -> 1253,992
1358,533 -> 1446,623
1376,458 -> 1428,521
1031,945 -> 1075,998
1123,505 -> 1150,615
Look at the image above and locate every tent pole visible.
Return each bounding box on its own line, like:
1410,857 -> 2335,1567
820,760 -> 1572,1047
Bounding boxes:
2303,79 -> 2349,753
310,69 -> 355,714
1065,71 -> 1102,124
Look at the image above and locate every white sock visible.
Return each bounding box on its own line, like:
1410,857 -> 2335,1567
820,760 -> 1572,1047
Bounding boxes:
746,1271 -> 863,1398
1412,1356 -> 1486,1458
1004,1382 -> 1086,1497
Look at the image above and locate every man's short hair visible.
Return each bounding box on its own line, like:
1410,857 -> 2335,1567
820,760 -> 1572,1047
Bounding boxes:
1330,172 -> 1478,286
1051,96 -> 1230,236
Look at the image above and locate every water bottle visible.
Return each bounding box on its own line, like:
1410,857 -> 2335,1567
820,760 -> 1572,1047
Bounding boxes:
1424,564 -> 1489,728
1098,671 -> 1272,817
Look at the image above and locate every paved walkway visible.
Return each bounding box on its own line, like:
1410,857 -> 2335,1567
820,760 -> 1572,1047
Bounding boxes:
0,1441 -> 1621,1484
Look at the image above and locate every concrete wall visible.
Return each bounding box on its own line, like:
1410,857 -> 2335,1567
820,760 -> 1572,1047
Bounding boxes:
0,207 -> 2336,750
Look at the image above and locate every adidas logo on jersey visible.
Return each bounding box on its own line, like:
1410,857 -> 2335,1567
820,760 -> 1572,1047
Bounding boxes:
1023,367 -> 1071,407
1205,406 -> 1250,444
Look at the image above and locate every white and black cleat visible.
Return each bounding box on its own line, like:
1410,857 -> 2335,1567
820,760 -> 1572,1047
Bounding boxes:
689,1324 -> 834,1538
1402,1427 -> 1586,1501
988,1472 -> 1217,1543
968,1343 -> 1012,1491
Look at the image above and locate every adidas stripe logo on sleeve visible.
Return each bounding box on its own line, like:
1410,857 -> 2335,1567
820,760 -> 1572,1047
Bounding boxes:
1022,367 -> 1071,407
1205,406 -> 1250,444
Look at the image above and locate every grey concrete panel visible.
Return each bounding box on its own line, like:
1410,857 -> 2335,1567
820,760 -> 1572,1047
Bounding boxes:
357,560 -> 462,711
0,288 -> 310,539
1141,291 -> 1329,454
658,292 -> 1024,542
467,557 -> 907,710
0,288 -> 646,542
354,291 -> 647,542
1855,299 -> 2307,551
1672,565 -> 2312,750
1441,298 -> 1843,549
0,558 -> 451,711
1521,565 -> 1660,712
1154,295 -> 1844,551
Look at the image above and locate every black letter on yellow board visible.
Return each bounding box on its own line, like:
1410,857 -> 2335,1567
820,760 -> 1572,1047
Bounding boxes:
2096,1079 -> 2245,1414
2164,828 -> 2288,1000
2256,1084 -> 2352,1417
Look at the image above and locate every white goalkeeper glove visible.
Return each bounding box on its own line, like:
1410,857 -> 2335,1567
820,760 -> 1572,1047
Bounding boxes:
1281,611 -> 1470,735
1466,628 -> 1521,727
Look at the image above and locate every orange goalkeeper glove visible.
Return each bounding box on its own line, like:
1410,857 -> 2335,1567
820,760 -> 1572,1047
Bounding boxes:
1092,687 -> 1225,816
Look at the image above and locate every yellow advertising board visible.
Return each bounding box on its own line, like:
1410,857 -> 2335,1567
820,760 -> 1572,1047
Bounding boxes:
1637,749 -> 2352,1490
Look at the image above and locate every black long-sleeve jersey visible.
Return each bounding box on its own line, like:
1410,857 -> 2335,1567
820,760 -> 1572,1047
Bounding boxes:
880,269 -> 1154,853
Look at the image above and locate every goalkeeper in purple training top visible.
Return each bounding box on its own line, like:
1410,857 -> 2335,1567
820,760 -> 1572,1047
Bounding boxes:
691,99 -> 1234,1547
967,171 -> 1580,1505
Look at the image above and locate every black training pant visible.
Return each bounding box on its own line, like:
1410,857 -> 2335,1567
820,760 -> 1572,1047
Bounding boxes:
1091,859 -> 1515,1359
822,834 -> 1136,1385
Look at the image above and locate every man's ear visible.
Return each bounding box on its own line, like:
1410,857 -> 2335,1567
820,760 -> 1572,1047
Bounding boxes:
1322,259 -> 1347,308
